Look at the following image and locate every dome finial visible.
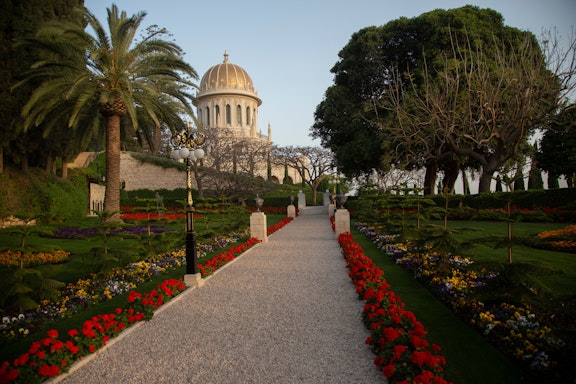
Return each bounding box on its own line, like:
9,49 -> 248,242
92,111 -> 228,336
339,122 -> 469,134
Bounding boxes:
223,50 -> 229,63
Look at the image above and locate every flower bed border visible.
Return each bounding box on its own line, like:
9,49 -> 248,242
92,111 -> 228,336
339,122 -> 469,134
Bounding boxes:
338,232 -> 451,384
0,217 -> 294,383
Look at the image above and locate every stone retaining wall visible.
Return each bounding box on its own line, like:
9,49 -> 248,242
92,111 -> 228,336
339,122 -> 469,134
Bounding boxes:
0,216 -> 36,229
119,153 -> 188,191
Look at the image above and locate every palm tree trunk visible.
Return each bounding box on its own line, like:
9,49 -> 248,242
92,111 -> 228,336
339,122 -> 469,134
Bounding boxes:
104,114 -> 122,221
153,124 -> 161,154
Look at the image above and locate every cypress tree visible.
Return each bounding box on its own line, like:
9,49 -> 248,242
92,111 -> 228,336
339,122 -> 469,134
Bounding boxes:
528,144 -> 544,190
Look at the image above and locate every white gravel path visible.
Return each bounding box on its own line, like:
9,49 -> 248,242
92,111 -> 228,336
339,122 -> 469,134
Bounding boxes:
54,213 -> 386,384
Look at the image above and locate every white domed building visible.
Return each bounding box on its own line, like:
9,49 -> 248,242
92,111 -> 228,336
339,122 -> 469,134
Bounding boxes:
196,51 -> 301,184
197,51 -> 262,139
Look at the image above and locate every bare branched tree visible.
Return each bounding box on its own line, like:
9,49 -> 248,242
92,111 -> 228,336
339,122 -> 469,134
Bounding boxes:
272,145 -> 334,204
381,29 -> 575,193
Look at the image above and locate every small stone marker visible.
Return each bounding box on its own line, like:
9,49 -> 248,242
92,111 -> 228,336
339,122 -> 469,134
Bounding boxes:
297,190 -> 306,209
334,208 -> 350,238
250,211 -> 268,242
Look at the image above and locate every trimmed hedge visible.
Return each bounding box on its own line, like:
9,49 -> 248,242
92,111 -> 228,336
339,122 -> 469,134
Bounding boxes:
429,188 -> 576,210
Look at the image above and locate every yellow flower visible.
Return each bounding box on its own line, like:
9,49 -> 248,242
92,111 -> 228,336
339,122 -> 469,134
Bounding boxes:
479,311 -> 495,323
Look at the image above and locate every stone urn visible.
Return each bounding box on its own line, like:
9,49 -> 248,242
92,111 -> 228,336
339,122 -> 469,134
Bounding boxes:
254,194 -> 264,212
335,194 -> 348,209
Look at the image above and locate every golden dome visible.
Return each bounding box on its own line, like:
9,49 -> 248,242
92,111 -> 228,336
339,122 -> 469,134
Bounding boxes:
199,51 -> 257,95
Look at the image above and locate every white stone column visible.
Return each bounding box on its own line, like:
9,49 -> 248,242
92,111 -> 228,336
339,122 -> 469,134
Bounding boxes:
287,204 -> 296,218
297,190 -> 306,209
334,209 -> 350,239
250,211 -> 268,242
323,190 -> 331,206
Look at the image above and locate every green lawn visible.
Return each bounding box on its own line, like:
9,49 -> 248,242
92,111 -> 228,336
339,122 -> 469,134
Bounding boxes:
353,226 -> 525,384
354,219 -> 576,383
445,220 -> 576,296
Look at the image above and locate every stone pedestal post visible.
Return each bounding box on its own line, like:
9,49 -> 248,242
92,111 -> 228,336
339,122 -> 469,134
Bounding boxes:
250,211 -> 268,243
328,203 -> 336,217
287,204 -> 296,218
323,190 -> 331,206
297,190 -> 306,209
88,183 -> 105,216
334,209 -> 350,238
184,273 -> 204,288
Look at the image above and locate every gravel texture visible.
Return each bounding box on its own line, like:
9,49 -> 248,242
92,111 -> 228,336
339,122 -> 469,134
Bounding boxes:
55,213 -> 386,384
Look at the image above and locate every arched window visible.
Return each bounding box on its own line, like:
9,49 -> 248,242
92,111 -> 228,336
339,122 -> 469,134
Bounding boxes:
246,107 -> 251,126
206,107 -> 210,126
215,105 -> 220,125
226,104 -> 231,125
236,105 -> 242,125
198,109 -> 203,125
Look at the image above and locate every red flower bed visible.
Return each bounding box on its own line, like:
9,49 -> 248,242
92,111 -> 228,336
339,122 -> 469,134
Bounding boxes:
199,238 -> 260,276
338,232 -> 451,384
267,217 -> 293,236
0,279 -> 185,384
121,212 -> 198,221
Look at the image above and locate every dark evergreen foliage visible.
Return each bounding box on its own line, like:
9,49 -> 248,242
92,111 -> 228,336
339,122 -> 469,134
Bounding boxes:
0,0 -> 85,172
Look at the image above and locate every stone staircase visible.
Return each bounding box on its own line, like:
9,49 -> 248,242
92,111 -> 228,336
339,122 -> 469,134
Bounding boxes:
68,152 -> 100,168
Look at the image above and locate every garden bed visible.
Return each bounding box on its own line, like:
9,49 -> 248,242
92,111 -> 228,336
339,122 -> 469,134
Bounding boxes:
354,221 -> 576,383
0,216 -> 294,383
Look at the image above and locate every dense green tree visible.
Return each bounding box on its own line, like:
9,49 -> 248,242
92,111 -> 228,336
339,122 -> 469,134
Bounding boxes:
313,6 -> 573,194
513,176 -> 526,191
312,22 -> 414,178
0,0 -> 85,174
538,105 -> 576,187
16,5 -> 198,220
313,6 -> 511,191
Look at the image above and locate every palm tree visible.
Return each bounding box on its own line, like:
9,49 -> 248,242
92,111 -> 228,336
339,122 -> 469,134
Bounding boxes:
16,4 -> 198,221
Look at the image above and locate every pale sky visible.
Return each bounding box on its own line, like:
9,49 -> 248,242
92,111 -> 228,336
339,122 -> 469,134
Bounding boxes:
85,0 -> 575,148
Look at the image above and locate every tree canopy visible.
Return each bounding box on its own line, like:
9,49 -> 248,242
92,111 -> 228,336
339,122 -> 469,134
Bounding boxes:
16,4 -> 199,219
312,5 -> 573,194
538,105 -> 576,187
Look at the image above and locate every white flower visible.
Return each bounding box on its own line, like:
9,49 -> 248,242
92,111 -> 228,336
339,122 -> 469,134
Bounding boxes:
18,314 -> 25,321
484,323 -> 495,335
2,317 -> 9,324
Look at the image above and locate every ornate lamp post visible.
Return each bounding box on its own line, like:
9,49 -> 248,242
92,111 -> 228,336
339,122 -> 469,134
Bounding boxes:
170,127 -> 206,281
329,176 -> 347,209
